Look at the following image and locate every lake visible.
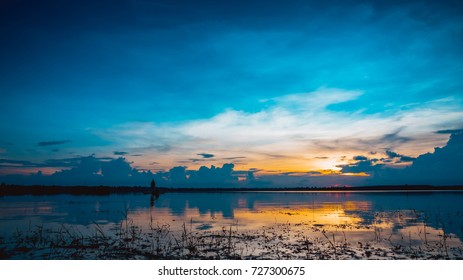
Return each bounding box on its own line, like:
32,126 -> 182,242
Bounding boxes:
1,191 -> 463,259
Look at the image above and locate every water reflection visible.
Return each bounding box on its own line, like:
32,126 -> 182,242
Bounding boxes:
1,192 -> 462,243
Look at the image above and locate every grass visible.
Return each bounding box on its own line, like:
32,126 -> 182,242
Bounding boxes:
1,209 -> 463,260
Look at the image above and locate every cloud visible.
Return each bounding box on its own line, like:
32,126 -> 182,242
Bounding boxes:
379,129 -> 413,144
163,162 -> 240,186
0,159 -> 37,167
189,158 -> 213,163
436,128 -> 463,134
113,151 -> 128,155
37,140 -> 72,146
385,150 -> 415,162
353,155 -> 368,161
0,155 -> 122,171
271,88 -> 363,110
337,132 -> 463,186
1,131 -> 462,187
338,159 -> 384,174
0,157 -> 83,169
95,88 -> 463,173
197,153 -> 214,158
398,131 -> 463,185
0,156 -> 246,188
3,156 -> 155,186
223,156 -> 246,160
189,163 -> 236,183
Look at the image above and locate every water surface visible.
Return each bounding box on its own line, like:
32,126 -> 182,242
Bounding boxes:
1,191 -> 462,242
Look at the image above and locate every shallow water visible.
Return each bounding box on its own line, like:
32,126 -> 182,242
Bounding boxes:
1,191 -> 462,239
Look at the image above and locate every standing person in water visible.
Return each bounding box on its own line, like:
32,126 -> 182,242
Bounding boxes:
150,179 -> 156,193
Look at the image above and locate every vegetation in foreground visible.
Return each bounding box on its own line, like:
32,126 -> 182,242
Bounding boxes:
1,216 -> 462,260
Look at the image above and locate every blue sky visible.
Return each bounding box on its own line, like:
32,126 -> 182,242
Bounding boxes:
1,0 -> 463,186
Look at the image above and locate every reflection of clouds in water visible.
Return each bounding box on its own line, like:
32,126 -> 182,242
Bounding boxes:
1,192 -> 463,247
126,200 -> 463,256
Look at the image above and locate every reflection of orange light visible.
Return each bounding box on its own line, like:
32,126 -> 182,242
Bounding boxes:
237,199 -> 247,208
344,201 -> 370,211
233,201 -> 371,229
127,200 -> 373,232
233,207 -> 363,228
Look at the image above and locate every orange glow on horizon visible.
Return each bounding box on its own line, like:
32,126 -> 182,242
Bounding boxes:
129,153 -> 361,177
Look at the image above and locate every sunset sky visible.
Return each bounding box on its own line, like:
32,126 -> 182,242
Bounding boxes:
1,0 -> 462,187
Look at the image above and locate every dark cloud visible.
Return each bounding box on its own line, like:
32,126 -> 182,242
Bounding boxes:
385,150 -> 415,162
197,153 -> 214,159
4,156 -> 155,186
232,170 -> 254,175
37,140 -> 71,146
189,163 -> 236,184
263,154 -> 291,159
338,159 -> 384,174
189,158 -> 210,163
223,156 -> 246,160
436,129 -> 463,134
339,150 -> 415,175
250,168 -> 263,172
255,172 -> 366,188
42,157 -> 82,167
0,155 -> 119,170
155,163 -> 245,188
0,157 -> 83,169
398,132 -> 463,185
169,166 -> 188,183
2,133 -> 462,187
0,159 -> 37,167
0,156 -> 250,188
312,131 -> 414,153
113,151 -> 128,155
380,130 -> 412,144
101,157 -> 132,179
338,132 -> 463,186
353,155 -> 368,161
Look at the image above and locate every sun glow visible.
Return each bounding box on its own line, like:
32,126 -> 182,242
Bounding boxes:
314,158 -> 343,171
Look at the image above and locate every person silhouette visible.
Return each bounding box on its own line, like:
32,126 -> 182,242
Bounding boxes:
150,179 -> 156,193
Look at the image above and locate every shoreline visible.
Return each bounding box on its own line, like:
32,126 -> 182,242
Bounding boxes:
1,184 -> 463,196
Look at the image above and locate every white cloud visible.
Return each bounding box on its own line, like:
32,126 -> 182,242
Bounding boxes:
95,88 -> 463,172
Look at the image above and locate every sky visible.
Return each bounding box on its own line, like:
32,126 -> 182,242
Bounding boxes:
1,0 -> 463,187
